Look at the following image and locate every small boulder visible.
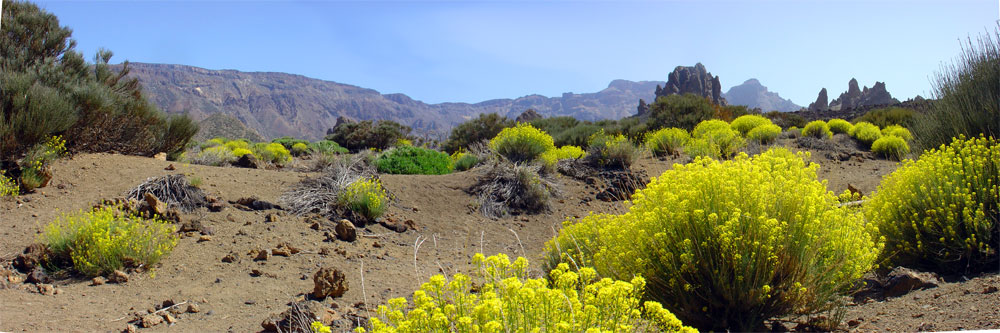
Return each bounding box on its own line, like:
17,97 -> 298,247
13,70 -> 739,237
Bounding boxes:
91,276 -> 106,286
312,267 -> 348,299
186,303 -> 201,313
164,164 -> 176,171
234,154 -> 259,169
153,153 -> 167,161
37,283 -> 55,295
335,219 -> 357,242
26,267 -> 50,284
208,202 -> 225,212
109,270 -> 129,284
265,213 -> 279,223
143,193 -> 166,216
884,267 -> 940,297
13,243 -> 49,272
162,313 -> 177,324
141,314 -> 163,328
254,249 -> 271,261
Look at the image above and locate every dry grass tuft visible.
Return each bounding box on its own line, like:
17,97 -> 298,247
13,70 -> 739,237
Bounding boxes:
125,175 -> 207,212
280,155 -> 378,218
470,159 -> 559,219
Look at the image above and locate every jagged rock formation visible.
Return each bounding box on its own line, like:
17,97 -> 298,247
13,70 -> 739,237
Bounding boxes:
636,99 -> 649,117
514,109 -> 543,122
723,78 -> 801,112
654,63 -> 727,106
826,78 -> 899,111
122,63 -> 661,140
808,88 -> 829,111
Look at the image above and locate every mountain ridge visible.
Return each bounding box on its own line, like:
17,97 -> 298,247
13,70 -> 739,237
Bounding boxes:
723,78 -> 802,112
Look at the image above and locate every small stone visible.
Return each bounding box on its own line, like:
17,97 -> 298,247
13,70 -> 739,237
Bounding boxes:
91,276 -> 106,286
265,213 -> 279,223
143,193 -> 167,216
109,270 -> 129,284
198,235 -> 212,242
244,300 -> 256,305
272,248 -> 291,257
125,324 -> 139,333
186,303 -> 201,313
141,314 -> 164,327
310,222 -> 321,230
884,267 -> 940,298
984,286 -> 999,294
37,284 -> 55,295
221,253 -> 237,263
163,313 -> 177,324
335,219 -> 357,242
226,214 -> 236,222
372,242 -> 382,248
254,249 -> 271,261
312,267 -> 348,299
847,319 -> 861,327
208,202 -> 225,212
164,164 -> 176,171
26,267 -> 50,284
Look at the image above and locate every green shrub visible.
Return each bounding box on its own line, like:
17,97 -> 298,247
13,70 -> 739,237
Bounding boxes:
730,115 -> 773,136
201,137 -> 226,150
881,125 -> 913,141
442,113 -> 514,153
375,146 -> 452,175
586,131 -> 638,169
545,148 -> 882,331
867,136 -> 998,273
450,152 -> 479,172
915,25 -> 999,151
552,123 -> 602,147
691,119 -> 731,138
802,120 -> 833,139
849,122 -> 882,146
827,119 -> 853,134
17,135 -> 66,191
291,142 -> 310,156
489,123 -> 556,163
645,128 -> 689,157
271,136 -> 310,150
339,177 -> 388,221
785,127 -> 802,138
855,107 -> 916,128
309,140 -> 348,155
648,93 -> 717,131
42,203 -> 178,277
252,142 -> 293,165
326,120 -> 411,152
765,111 -> 807,129
686,120 -> 745,160
746,124 -> 782,144
871,136 -> 910,160
364,253 -> 695,333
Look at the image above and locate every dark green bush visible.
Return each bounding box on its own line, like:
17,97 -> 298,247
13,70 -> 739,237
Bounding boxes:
648,93 -> 717,131
855,107 -> 916,128
326,120 -> 411,152
442,113 -> 513,153
309,140 -> 348,154
452,153 -> 479,171
915,24 -> 999,151
764,111 -> 807,129
271,136 -> 310,150
585,131 -> 638,169
376,146 -> 452,175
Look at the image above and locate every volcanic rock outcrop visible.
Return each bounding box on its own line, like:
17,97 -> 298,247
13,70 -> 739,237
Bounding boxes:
808,88 -> 829,111
654,63 -> 727,106
811,78 -> 899,111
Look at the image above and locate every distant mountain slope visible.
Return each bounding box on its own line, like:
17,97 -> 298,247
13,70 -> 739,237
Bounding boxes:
124,63 -> 661,140
723,79 -> 801,112
194,113 -> 264,142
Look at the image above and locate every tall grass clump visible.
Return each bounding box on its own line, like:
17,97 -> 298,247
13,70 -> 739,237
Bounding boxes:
644,128 -> 689,157
42,204 -> 178,277
747,124 -> 782,145
375,146 -> 452,175
489,123 -> 555,163
866,135 -> 999,274
827,119 -> 854,134
915,25 -> 999,150
339,177 -> 389,221
849,122 -> 882,147
802,120 -> 833,139
450,151 -> 479,172
871,136 -> 910,160
585,131 -> 638,169
545,148 -> 883,331
361,253 -> 695,333
729,114 -> 772,136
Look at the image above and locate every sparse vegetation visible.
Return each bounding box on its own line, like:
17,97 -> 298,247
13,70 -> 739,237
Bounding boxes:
42,203 -> 178,277
360,253 -> 695,333
472,162 -> 558,218
585,131 -> 638,169
855,107 -> 916,128
309,140 -> 349,155
0,173 -> 18,198
545,148 -> 882,331
442,113 -> 514,154
648,93 -> 717,131
281,155 -> 377,218
17,135 -> 66,192
125,174 -> 208,212
375,146 -> 452,175
867,135 -> 999,274
449,151 -> 479,171
339,177 -> 389,221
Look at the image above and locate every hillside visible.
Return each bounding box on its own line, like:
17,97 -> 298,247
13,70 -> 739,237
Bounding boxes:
724,78 -> 801,112
124,63 -> 661,140
194,113 -> 264,142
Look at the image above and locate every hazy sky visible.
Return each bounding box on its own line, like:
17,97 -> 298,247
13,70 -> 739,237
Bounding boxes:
33,0 -> 1000,107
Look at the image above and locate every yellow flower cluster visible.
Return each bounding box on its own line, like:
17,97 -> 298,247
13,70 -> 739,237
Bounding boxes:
18,135 -> 67,192
871,135 -> 910,160
396,138 -> 413,147
545,148 -> 883,330
644,128 -> 689,157
489,123 -> 556,163
729,115 -> 773,136
187,138 -> 294,166
42,204 -> 178,277
311,321 -> 333,333
339,177 -> 389,221
685,119 -> 745,160
746,124 -> 782,144
0,173 -> 18,198
849,122 -> 882,146
866,135 -> 999,273
881,125 -> 913,141
827,118 -> 854,134
359,253 -> 695,333
540,145 -> 587,167
802,120 -> 833,139
291,142 -> 311,156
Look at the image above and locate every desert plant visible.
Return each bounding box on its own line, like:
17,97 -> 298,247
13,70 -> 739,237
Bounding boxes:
224,139 -> 250,151
0,173 -> 18,198
291,142 -> 310,156
339,177 -> 388,221
730,114 -> 773,136
309,140 -> 348,155
185,145 -> 236,166
827,119 -> 854,134
252,142 -> 293,165
881,125 -> 913,141
747,124 -> 782,144
362,253 -> 695,333
16,135 -> 66,191
375,146 -> 452,175
200,137 -> 226,150
450,151 -> 479,172
685,120 -> 745,160
648,93 -> 717,131
42,203 -> 178,277
915,25 -> 999,151
545,148 -> 882,331
866,135 -> 999,274
472,162 -> 558,218
272,137 -> 310,150
443,113 -> 514,154
645,128 -> 689,157
849,122 -> 882,146
231,148 -> 254,158
326,120 -> 412,152
489,123 -> 556,163
691,119 -> 731,138
802,120 -> 833,139
871,136 -> 910,160
125,174 -> 208,212
281,155 -> 377,217
764,111 -> 807,129
586,131 -> 638,169
855,107 -> 916,128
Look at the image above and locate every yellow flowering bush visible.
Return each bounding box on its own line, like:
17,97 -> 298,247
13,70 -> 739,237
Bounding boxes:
18,135 -> 67,191
489,123 -> 556,163
685,120 -> 745,160
802,120 -> 833,139
450,151 -> 480,171
690,119 -> 731,138
546,148 -> 883,331
190,145 -> 236,166
360,253 -> 695,333
644,128 -> 689,157
291,142 -> 310,156
396,138 -> 413,147
312,321 -> 332,333
587,131 -> 638,168
881,125 -> 913,141
730,114 -> 773,136
224,139 -> 250,151
866,135 -> 999,273
747,124 -> 782,144
0,173 -> 18,198
231,148 -> 254,158
826,119 -> 854,134
253,142 -> 293,165
871,135 -> 910,160
339,177 -> 389,221
540,145 -> 588,167
849,122 -> 881,146
42,203 -> 178,277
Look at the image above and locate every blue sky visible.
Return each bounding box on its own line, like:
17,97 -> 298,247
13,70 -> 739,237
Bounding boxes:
34,0 -> 999,107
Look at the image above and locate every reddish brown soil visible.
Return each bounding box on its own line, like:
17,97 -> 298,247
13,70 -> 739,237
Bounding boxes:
0,141 -> 994,332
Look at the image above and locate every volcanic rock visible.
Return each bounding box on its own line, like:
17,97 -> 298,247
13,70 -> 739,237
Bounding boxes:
884,267 -> 941,297
656,63 -> 727,106
335,219 -> 357,242
234,154 -> 259,169
514,109 -> 543,122
312,267 -> 348,299
808,88 -> 829,111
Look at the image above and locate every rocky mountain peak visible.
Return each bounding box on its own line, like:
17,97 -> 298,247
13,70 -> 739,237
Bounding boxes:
723,78 -> 800,112
656,63 -> 727,106
826,78 -> 899,111
808,88 -> 829,111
